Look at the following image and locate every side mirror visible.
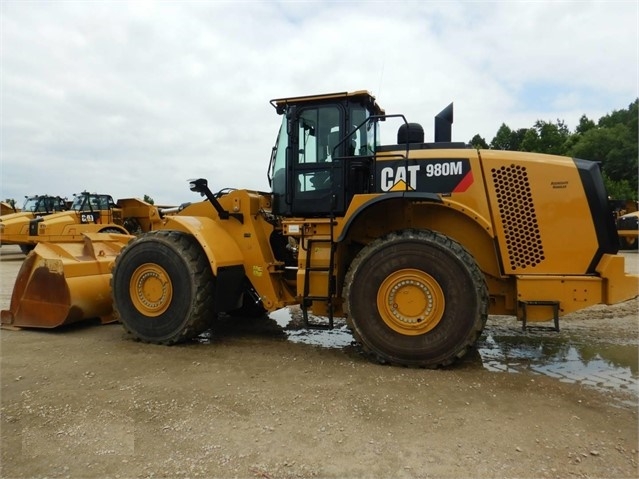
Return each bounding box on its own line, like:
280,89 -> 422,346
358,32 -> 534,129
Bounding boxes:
189,178 -> 208,196
186,178 -> 244,224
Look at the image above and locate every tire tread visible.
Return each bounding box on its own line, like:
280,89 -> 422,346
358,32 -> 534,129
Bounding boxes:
112,230 -> 215,344
343,229 -> 488,368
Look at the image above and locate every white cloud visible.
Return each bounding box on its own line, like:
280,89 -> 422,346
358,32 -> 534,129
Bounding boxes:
1,0 -> 637,205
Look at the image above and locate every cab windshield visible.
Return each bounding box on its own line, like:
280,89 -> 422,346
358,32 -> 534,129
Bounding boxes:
71,194 -> 114,211
71,195 -> 87,210
22,196 -> 66,213
269,116 -> 288,188
268,108 -> 381,190
22,197 -> 41,212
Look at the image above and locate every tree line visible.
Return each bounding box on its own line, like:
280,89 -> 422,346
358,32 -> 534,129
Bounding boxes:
469,99 -> 638,200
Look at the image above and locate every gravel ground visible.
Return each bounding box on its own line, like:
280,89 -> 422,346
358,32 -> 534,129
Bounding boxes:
0,245 -> 637,478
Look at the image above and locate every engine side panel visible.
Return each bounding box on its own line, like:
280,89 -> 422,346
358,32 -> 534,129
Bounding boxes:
479,150 -> 602,275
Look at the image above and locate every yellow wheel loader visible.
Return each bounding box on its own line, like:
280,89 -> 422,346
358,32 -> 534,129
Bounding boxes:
1,192 -> 163,254
0,195 -> 68,254
2,90 -> 637,368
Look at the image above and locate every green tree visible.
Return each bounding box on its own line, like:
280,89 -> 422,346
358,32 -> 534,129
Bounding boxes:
484,99 -> 637,199
490,124 -> 528,151
143,194 -> 155,205
575,114 -> 596,134
568,100 -> 638,198
490,123 -> 513,150
519,128 -> 540,152
519,120 -> 571,155
469,134 -> 488,149
510,128 -> 528,151
598,99 -> 638,131
603,173 -> 637,200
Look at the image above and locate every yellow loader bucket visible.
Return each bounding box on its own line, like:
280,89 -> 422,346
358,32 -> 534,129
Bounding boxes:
1,233 -> 132,329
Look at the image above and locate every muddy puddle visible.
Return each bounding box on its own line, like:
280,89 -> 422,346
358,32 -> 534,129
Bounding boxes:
477,329 -> 638,403
265,308 -> 639,403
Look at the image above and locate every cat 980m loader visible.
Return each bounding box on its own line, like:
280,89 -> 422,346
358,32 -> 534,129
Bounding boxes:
2,90 -> 637,368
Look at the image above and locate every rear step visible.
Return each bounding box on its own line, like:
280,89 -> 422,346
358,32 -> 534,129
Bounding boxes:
518,300 -> 560,332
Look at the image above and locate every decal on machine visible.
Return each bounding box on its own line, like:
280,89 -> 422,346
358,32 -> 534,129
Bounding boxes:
376,158 -> 473,193
80,212 -> 100,223
252,265 -> 263,277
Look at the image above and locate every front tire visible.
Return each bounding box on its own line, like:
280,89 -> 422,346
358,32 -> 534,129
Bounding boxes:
343,229 -> 488,368
112,230 -> 216,344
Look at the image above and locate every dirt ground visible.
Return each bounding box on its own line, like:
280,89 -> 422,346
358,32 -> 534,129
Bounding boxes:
0,244 -> 637,479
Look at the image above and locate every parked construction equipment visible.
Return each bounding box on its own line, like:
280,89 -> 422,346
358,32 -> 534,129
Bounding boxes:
0,195 -> 68,253
0,201 -> 19,216
2,91 -> 637,368
0,192 -> 161,254
617,211 -> 639,249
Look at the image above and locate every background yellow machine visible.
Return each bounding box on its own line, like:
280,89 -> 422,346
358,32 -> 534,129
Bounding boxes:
617,211 -> 639,249
0,195 -> 68,253
0,192 -> 162,254
3,91 -> 637,368
0,200 -> 19,216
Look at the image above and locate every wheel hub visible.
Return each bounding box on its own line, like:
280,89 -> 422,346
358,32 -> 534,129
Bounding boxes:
377,269 -> 445,335
130,263 -> 173,316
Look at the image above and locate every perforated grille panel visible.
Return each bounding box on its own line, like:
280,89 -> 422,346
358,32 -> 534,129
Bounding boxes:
491,164 -> 545,270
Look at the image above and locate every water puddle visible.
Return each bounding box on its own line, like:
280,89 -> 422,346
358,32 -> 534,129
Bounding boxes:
477,331 -> 638,402
269,308 -> 353,349
266,308 -> 639,402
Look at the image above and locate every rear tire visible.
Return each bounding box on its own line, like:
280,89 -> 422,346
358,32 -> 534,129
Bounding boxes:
99,227 -> 127,234
343,229 -> 488,368
123,218 -> 143,235
619,236 -> 638,250
112,230 -> 216,344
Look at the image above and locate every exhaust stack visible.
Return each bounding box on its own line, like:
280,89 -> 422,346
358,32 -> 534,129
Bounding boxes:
434,103 -> 453,142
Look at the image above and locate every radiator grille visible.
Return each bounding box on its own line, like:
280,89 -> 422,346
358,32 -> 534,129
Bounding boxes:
491,164 -> 544,270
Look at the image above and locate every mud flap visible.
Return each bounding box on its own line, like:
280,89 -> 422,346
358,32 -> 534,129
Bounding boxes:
214,265 -> 246,312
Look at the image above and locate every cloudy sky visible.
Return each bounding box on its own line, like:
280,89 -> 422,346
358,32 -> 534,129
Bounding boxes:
1,1 -> 637,206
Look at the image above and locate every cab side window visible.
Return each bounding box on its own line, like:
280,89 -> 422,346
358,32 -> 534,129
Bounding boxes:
296,106 -> 340,194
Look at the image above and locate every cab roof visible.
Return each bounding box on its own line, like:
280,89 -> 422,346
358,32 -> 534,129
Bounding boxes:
270,90 -> 385,116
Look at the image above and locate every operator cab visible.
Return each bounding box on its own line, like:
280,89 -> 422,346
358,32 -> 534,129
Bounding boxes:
268,91 -> 385,217
71,192 -> 117,211
70,192 -> 118,224
23,195 -> 67,214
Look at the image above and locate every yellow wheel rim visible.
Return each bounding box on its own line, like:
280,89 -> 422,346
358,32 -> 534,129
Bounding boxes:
130,263 -> 173,317
377,269 -> 445,336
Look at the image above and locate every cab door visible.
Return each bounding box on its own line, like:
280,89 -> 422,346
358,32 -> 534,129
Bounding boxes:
288,105 -> 345,217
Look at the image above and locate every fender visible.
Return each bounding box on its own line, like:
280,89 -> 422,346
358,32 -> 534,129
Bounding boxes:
161,215 -> 247,312
337,192 -> 441,241
161,215 -> 245,274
